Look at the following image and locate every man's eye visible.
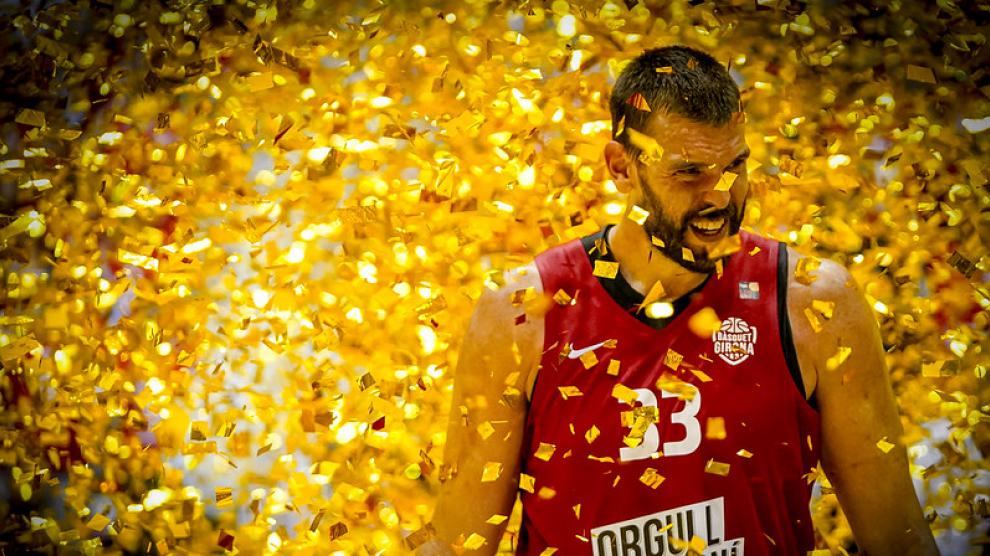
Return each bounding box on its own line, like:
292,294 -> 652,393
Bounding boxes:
677,168 -> 700,176
729,159 -> 745,169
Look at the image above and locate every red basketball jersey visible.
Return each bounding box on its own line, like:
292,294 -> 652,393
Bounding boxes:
519,230 -> 821,555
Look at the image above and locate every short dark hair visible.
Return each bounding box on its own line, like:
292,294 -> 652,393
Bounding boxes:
609,45 -> 740,158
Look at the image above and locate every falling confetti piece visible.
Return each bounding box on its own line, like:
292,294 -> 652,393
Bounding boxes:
922,360 -> 945,377
706,417 -> 726,439
592,260 -> 619,279
481,462 -> 503,482
804,308 -> 823,333
463,533 -> 487,550
558,385 -> 584,399
486,514 -> 508,525
906,64 -> 936,84
637,280 -> 667,314
612,383 -> 638,405
705,459 -> 731,476
519,473 -> 536,493
585,425 -> 601,444
811,299 -> 835,319
628,204 -> 650,225
825,346 -> 852,371
606,359 -> 621,376
477,421 -> 495,440
626,92 -> 652,112
794,257 -> 821,285
714,171 -> 737,191
876,437 -> 895,453
688,307 -> 722,338
639,467 -> 665,489
663,348 -> 684,371
534,442 -> 557,461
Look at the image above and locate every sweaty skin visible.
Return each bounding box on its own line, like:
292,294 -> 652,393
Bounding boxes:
417,112 -> 939,556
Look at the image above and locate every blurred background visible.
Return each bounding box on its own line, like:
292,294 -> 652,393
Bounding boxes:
0,0 -> 988,553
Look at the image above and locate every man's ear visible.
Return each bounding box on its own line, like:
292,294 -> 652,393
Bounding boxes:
604,140 -> 635,193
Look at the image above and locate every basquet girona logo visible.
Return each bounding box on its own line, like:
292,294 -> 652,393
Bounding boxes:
712,317 -> 757,366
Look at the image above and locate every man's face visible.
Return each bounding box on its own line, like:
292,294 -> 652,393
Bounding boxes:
631,111 -> 750,273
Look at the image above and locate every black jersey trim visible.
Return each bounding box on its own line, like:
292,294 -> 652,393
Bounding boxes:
777,242 -> 817,409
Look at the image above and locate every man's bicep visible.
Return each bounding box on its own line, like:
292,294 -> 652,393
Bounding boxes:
430,288 -> 531,552
812,263 -> 935,553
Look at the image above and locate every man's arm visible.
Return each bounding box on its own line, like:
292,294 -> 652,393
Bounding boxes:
790,252 -> 939,555
415,264 -> 544,555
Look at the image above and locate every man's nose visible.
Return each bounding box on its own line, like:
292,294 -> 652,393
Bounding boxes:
701,179 -> 732,210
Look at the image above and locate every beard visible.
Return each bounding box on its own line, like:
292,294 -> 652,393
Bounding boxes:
638,181 -> 745,273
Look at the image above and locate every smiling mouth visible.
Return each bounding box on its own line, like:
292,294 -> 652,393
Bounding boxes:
689,215 -> 726,237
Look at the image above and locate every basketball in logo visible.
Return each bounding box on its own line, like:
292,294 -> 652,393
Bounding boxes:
712,316 -> 758,365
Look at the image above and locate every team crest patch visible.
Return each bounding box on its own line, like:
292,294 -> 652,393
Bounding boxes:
712,317 -> 757,366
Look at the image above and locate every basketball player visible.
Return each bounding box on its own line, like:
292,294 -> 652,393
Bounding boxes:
415,46 -> 939,555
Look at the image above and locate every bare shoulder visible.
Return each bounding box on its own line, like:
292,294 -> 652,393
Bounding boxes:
464,262 -> 546,399
785,247 -> 874,397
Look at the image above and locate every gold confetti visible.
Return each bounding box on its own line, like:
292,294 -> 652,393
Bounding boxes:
86,514 -> 111,531
593,260 -> 619,279
611,383 -> 638,405
486,514 -> 508,525
682,247 -> 695,262
537,486 -> 556,499
655,66 -> 673,73
215,487 -> 233,507
539,548 -> 558,556
628,204 -> 650,225
748,246 -> 762,256
825,346 -> 852,371
553,289 -> 573,305
804,307 -> 823,333
477,421 -> 495,440
876,437 -> 895,453
736,449 -> 754,458
663,348 -> 684,371
811,299 -> 835,319
706,417 -> 726,439
558,385 -> 584,399
688,307 -> 722,337
626,128 -> 664,162
651,235 -> 666,247
578,350 -> 599,369
626,92 -> 652,111
639,467 -> 665,489
519,473 -> 536,493
691,369 -> 712,382
573,504 -> 581,518
606,359 -> 621,376
481,462 -> 502,482
705,459 -> 731,476
714,171 -> 737,191
906,64 -> 937,84
794,257 -> 821,285
637,280 -> 667,313
922,360 -> 945,377
463,533 -> 487,550
534,442 -> 557,461
585,425 -> 601,443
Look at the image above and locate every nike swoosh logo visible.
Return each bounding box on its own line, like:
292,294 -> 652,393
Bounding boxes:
567,341 -> 607,359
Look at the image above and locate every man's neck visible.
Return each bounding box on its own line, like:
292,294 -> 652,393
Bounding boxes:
607,221 -> 710,301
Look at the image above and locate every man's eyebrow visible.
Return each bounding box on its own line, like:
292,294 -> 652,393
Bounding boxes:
670,148 -> 750,171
